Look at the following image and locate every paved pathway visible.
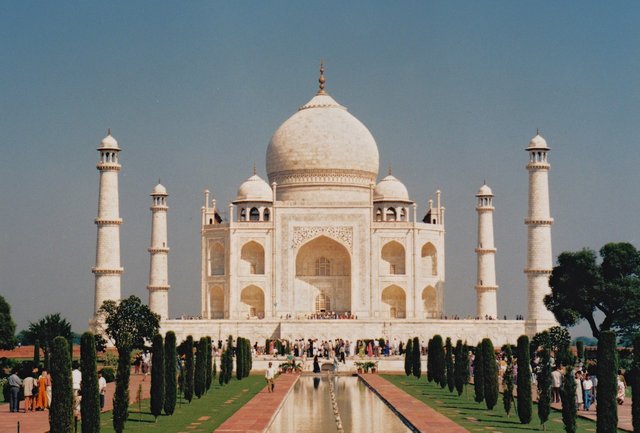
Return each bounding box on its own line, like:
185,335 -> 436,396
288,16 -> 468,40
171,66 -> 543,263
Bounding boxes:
360,374 -> 469,433
214,373 -> 299,433
547,394 -> 633,431
0,371 -> 151,433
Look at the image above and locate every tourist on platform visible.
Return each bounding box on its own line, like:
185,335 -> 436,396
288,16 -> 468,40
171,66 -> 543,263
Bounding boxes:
574,371 -> 583,410
8,369 -> 22,413
313,355 -> 321,373
551,364 -> 563,403
23,371 -> 37,412
98,371 -> 107,410
582,373 -> 593,411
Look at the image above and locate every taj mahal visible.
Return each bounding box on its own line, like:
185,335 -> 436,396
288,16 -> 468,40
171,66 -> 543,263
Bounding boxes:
91,66 -> 558,346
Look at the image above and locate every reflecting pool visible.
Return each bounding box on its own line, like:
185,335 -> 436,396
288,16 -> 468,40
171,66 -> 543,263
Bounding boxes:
266,376 -> 412,433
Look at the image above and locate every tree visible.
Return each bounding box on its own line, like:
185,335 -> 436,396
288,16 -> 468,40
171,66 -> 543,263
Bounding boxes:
532,326 -> 571,365
412,336 -> 421,379
516,335 -> 532,424
474,342 -> 484,403
561,365 -> 577,433
432,335 -> 445,386
0,295 -> 16,350
99,295 -> 159,433
502,345 -> 514,417
50,336 -> 73,433
235,337 -> 245,380
597,331 -> 618,433
183,335 -> 195,402
26,313 -> 72,370
426,338 -> 433,382
632,334 -> 640,433
205,336 -> 213,391
404,338 -> 413,377
454,339 -> 466,396
195,337 -> 207,396
33,338 -> 40,368
445,337 -> 455,392
545,243 -> 640,341
482,338 -> 498,409
150,334 -> 165,419
537,347 -> 552,429
576,340 -> 585,361
80,332 -> 100,433
164,331 -> 177,416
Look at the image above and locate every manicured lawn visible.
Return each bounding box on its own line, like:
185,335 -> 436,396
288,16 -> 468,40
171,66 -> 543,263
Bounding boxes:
383,374 -> 626,433
99,376 -> 265,433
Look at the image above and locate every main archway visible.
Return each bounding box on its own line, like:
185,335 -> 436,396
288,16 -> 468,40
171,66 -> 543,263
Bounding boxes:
295,236 -> 351,315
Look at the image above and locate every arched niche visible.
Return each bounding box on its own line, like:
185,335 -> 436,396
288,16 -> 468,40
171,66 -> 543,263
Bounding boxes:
209,242 -> 225,276
240,241 -> 265,275
421,242 -> 437,276
422,286 -> 437,318
209,286 -> 224,319
381,241 -> 405,275
381,285 -> 406,319
240,285 -> 265,318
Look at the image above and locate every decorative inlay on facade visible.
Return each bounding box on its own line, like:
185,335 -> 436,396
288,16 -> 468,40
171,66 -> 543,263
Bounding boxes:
292,226 -> 353,252
270,169 -> 375,187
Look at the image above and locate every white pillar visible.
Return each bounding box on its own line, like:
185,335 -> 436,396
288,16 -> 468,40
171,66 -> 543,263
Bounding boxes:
524,133 -> 558,332
148,183 -> 170,320
475,184 -> 498,319
92,132 -> 123,321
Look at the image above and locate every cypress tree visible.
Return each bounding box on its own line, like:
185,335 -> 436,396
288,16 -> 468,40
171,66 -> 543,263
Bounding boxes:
561,365 -> 577,433
50,336 -> 73,433
205,336 -> 213,391
80,332 -> 100,433
236,337 -> 244,380
113,346 -> 132,433
404,338 -> 413,376
632,334 -> 640,433
446,337 -> 455,392
503,345 -> 515,417
432,335 -> 445,386
576,340 -> 585,361
597,330 -> 618,433
213,358 -> 217,380
150,334 -> 165,419
412,336 -> 421,379
454,339 -> 465,396
195,337 -> 207,397
474,342 -> 485,403
482,338 -> 498,410
184,335 -> 195,402
426,339 -> 434,382
245,339 -> 252,377
33,338 -> 40,368
164,331 -> 177,416
516,335 -> 532,424
537,346 -> 552,428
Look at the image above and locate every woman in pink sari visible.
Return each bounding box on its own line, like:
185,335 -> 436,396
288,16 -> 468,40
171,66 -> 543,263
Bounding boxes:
366,342 -> 373,357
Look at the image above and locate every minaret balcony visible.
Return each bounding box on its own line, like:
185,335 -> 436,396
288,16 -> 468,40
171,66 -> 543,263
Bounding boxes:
474,247 -> 497,254
92,267 -> 124,275
475,285 -> 499,291
150,205 -> 169,211
524,218 -> 554,225
147,285 -> 170,290
96,162 -> 122,171
526,162 -> 550,170
523,268 -> 552,274
94,218 -> 123,225
148,247 -> 170,253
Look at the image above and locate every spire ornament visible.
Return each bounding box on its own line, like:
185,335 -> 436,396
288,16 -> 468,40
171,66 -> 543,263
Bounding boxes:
318,60 -> 326,95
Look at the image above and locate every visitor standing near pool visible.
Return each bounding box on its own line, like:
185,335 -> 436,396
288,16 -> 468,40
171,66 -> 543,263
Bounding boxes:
265,362 -> 277,392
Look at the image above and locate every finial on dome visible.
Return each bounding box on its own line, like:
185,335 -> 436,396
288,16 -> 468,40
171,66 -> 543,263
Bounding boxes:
158,177 -> 161,185
536,127 -> 540,136
317,60 -> 326,95
252,163 -> 257,176
388,165 -> 392,176
108,128 -> 111,136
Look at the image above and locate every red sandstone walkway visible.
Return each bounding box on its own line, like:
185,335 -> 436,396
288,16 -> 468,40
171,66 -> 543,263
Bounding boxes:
359,374 -> 469,433
0,371 -> 151,433
214,373 -> 299,433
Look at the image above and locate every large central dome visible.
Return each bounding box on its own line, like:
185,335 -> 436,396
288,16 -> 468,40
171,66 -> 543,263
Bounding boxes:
266,87 -> 380,203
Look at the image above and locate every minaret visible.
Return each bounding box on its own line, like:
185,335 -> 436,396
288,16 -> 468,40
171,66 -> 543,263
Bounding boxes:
92,131 -> 123,319
524,132 -> 557,332
148,182 -> 170,320
475,184 -> 498,319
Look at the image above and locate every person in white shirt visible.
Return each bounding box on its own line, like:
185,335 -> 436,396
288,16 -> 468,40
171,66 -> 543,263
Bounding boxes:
98,371 -> 107,410
265,362 -> 277,392
582,373 -> 594,411
72,362 -> 82,396
551,365 -> 563,403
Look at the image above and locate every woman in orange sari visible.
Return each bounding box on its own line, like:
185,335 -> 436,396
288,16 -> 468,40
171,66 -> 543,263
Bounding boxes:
36,370 -> 49,410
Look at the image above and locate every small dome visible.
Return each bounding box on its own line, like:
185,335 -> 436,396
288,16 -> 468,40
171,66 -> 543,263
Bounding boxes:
527,133 -> 549,150
235,174 -> 273,203
373,175 -> 412,202
98,133 -> 119,150
152,183 -> 167,196
476,184 -> 493,196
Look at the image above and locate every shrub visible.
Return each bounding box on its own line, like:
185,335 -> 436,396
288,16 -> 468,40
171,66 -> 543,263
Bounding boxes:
404,338 -> 413,377
454,339 -> 466,396
235,337 -> 244,380
164,331 -> 177,415
195,337 -> 207,397
150,333 -> 165,419
561,365 -> 577,433
101,366 -> 116,382
445,337 -> 454,392
474,342 -> 484,403
596,331 -> 618,433
516,335 -> 532,424
50,337 -> 73,433
632,334 -> 639,433
426,338 -> 433,382
537,346 -> 551,427
80,332 -> 100,433
183,336 -> 194,403
113,348 -> 132,433
432,335 -> 445,386
205,336 -> 213,391
412,337 -> 421,379
576,340 -> 585,361
482,338 -> 498,410
503,345 -> 514,417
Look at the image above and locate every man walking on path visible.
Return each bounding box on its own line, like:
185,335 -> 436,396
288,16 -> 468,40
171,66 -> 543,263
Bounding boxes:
8,369 -> 22,413
265,362 -> 277,392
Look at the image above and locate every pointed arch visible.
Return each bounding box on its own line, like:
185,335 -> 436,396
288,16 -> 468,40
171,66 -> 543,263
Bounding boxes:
381,241 -> 405,275
263,208 -> 270,222
385,207 -> 397,221
421,242 -> 437,276
249,207 -> 260,221
422,286 -> 437,318
240,285 -> 265,318
210,241 -> 225,275
209,286 -> 224,319
240,241 -> 265,275
381,285 -> 406,319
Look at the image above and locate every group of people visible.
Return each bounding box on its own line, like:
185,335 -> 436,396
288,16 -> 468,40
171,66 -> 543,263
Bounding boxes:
133,351 -> 152,377
6,363 -> 108,415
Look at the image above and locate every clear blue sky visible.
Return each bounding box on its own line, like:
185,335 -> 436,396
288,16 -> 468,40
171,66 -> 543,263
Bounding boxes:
1,1 -> 638,338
